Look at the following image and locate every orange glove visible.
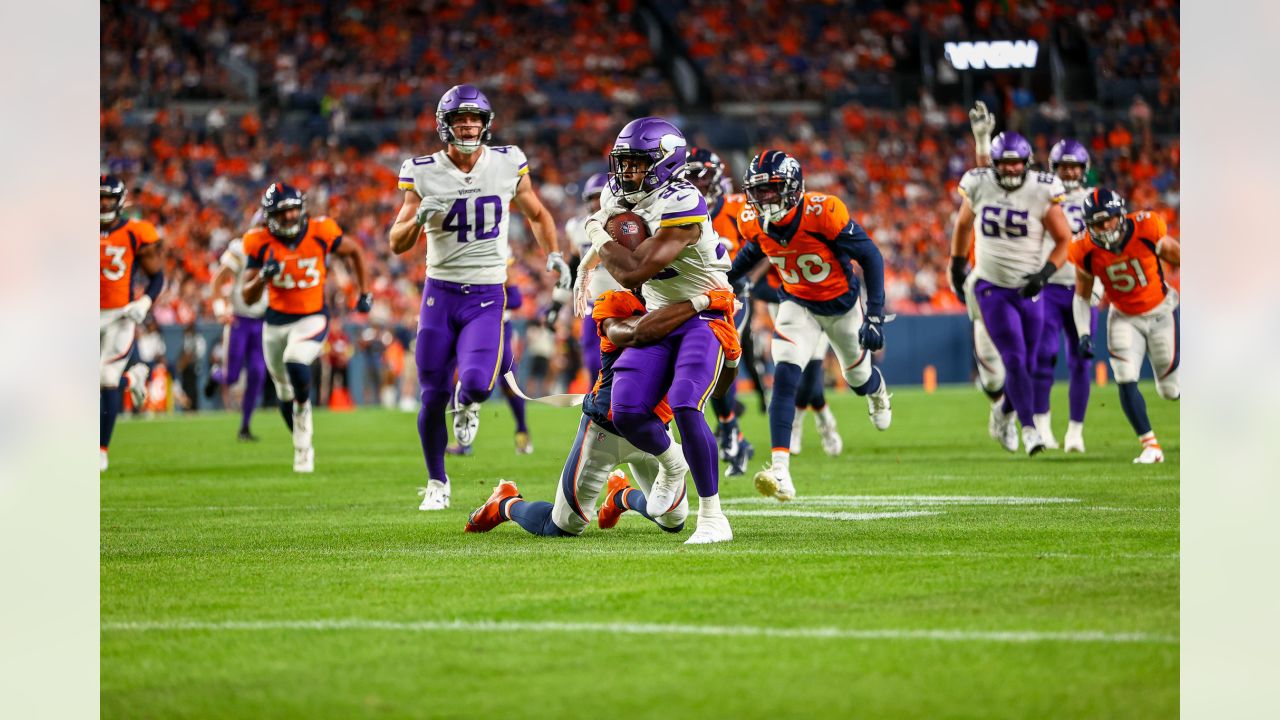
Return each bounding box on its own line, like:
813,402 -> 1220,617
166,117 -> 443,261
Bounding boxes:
705,288 -> 737,313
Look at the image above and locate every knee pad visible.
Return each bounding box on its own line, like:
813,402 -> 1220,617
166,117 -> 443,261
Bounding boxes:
457,368 -> 495,404
841,353 -> 872,389
610,409 -> 649,436
1155,377 -> 1180,401
285,362 -> 311,403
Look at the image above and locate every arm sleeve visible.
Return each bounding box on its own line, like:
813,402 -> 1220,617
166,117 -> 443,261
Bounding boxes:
1072,293 -> 1093,339
726,240 -> 765,285
144,266 -> 165,301
834,219 -> 886,317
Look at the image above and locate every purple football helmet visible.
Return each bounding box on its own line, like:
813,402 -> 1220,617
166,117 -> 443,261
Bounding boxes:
436,84 -> 493,154
1081,187 -> 1128,250
990,131 -> 1033,190
582,172 -> 609,201
608,117 -> 688,201
1049,139 -> 1090,191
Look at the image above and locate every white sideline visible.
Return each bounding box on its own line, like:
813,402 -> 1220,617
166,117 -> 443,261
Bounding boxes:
100,618 -> 1177,645
722,495 -> 1082,507
725,510 -> 942,521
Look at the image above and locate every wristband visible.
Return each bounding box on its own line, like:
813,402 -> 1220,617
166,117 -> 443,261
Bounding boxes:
690,295 -> 711,312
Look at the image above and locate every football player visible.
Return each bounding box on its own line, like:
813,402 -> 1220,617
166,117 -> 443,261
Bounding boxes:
388,84 -> 571,510
728,151 -> 892,501
949,131 -> 1075,455
464,289 -> 738,541
969,101 -> 1098,452
580,117 -> 738,544
205,213 -> 269,442
99,174 -> 164,472
567,172 -> 617,389
241,183 -> 372,473
1070,189 -> 1180,463
685,146 -> 756,477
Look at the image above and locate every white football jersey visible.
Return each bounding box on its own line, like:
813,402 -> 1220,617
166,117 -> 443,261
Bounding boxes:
219,238 -> 268,318
600,178 -> 730,309
567,214 -> 623,297
1044,185 -> 1090,286
398,145 -> 529,285
959,167 -> 1066,289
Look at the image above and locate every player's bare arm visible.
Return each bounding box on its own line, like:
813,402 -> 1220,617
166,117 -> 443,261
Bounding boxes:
512,174 -> 561,256
210,265 -> 235,320
598,224 -> 700,288
335,239 -> 371,296
241,267 -> 266,306
949,197 -> 977,299
136,241 -> 164,276
389,189 -> 424,254
1156,236 -> 1180,267
602,299 -> 700,348
1041,203 -> 1073,267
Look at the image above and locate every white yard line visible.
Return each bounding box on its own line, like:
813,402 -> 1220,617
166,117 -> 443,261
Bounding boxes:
99,618 -> 1177,645
722,495 -> 1082,507
724,510 -> 943,521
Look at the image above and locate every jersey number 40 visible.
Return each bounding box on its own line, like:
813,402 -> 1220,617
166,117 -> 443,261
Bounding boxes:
443,195 -> 503,243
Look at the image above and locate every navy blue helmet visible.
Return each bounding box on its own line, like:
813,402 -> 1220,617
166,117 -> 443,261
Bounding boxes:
1081,187 -> 1128,250
101,174 -> 126,224
742,150 -> 804,222
261,182 -> 307,240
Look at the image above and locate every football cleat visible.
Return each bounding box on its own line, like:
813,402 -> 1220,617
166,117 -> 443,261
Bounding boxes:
125,364 -> 150,409
1034,414 -> 1060,450
465,480 -> 521,532
293,446 -> 314,473
990,403 -> 1018,453
753,464 -> 795,502
1064,424 -> 1086,453
1134,445 -> 1165,464
789,418 -> 803,454
1021,426 -> 1046,457
514,431 -> 533,455
684,511 -> 733,545
596,470 -> 632,530
815,412 -> 843,456
716,423 -> 740,462
867,387 -> 892,431
724,437 -> 754,478
450,383 -> 481,448
418,479 -> 451,511
445,443 -> 473,456
100,448 -> 108,473
646,457 -> 689,516
237,429 -> 259,443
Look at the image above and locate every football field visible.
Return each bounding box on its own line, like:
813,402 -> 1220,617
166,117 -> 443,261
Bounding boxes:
101,383 -> 1179,719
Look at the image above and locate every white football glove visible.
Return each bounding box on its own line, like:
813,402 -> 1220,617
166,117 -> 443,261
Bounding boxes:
415,195 -> 451,226
546,251 -> 572,290
123,295 -> 152,324
584,218 -> 613,253
969,101 -> 996,156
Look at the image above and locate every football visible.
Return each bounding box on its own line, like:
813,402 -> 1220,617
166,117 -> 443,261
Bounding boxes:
604,211 -> 650,250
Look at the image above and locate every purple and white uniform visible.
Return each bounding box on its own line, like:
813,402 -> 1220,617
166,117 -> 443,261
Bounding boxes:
212,237 -> 268,433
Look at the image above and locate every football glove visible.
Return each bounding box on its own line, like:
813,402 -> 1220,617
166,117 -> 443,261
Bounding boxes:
969,100 -> 996,155
1019,261 -> 1056,298
706,288 -> 737,314
261,249 -> 282,280
415,195 -> 451,226
1078,334 -> 1095,359
949,256 -> 969,303
546,251 -> 572,290
123,295 -> 152,324
859,314 -> 886,352
355,292 -> 373,313
546,286 -> 573,325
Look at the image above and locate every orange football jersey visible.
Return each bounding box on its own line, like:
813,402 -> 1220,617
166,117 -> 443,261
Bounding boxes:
1069,211 -> 1170,316
100,218 -> 160,309
243,216 -> 344,317
711,193 -> 750,260
737,192 -> 856,303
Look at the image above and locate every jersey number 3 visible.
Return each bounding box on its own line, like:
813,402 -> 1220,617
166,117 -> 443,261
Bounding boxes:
102,245 -> 128,281
769,254 -> 831,284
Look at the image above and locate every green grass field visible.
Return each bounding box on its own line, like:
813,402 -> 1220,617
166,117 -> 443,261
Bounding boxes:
101,382 -> 1178,719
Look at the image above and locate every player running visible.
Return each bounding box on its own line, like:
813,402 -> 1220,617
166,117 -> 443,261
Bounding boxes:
464,289 -> 738,541
567,172 -> 617,390
969,101 -> 1098,452
579,117 -> 738,544
684,146 -> 757,476
727,151 -> 891,501
241,183 -> 372,473
205,215 -> 269,442
99,174 -> 164,472
388,84 -> 570,510
1070,188 -> 1180,463
949,131 -> 1075,455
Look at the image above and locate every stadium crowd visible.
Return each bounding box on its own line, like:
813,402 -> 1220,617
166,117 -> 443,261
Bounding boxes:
101,0 -> 1179,407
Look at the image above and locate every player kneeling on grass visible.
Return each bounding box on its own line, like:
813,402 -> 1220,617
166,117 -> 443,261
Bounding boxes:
242,183 -> 372,473
465,288 -> 740,543
1069,188 -> 1180,464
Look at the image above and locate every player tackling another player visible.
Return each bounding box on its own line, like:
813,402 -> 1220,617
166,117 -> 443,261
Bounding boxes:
1070,188 -> 1180,463
241,183 -> 372,472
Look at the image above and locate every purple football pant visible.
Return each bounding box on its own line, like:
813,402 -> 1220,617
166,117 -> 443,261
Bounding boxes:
580,310 -> 602,390
1034,284 -> 1096,423
416,280 -> 506,482
610,314 -> 724,498
213,315 -> 266,433
974,280 -> 1044,428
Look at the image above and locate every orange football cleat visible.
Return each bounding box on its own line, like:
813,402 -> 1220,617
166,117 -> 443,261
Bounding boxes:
464,480 -> 522,533
596,470 -> 632,530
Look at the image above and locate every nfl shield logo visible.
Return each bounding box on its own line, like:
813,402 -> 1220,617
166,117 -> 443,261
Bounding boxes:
621,220 -> 639,235
597,432 -> 606,442
427,296 -> 435,307
464,176 -> 474,184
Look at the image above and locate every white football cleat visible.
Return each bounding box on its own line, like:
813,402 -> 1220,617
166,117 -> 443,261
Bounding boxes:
1033,414 -> 1060,450
100,448 -> 109,473
293,446 -> 314,473
125,364 -> 149,409
815,411 -> 843,456
990,403 -> 1018,453
1021,426 -> 1046,456
646,459 -> 688,516
753,464 -> 796,502
789,417 -> 803,454
684,511 -> 733,545
451,384 -> 481,448
418,479 -> 451,510
1134,445 -> 1165,464
1064,424 -> 1086,453
866,386 -> 892,431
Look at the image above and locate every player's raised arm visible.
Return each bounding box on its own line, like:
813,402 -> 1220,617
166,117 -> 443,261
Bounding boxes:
949,196 -> 977,301
970,101 -> 996,168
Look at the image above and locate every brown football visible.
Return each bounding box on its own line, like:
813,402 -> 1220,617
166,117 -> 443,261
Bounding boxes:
604,211 -> 651,251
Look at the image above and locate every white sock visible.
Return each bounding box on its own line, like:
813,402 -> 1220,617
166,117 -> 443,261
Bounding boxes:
1067,420 -> 1084,435
657,444 -> 686,475
817,405 -> 835,426
1033,412 -> 1052,436
771,449 -> 789,470
698,494 -> 721,516
293,400 -> 313,447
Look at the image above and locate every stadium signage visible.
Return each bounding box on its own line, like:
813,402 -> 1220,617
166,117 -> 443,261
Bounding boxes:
944,40 -> 1039,70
